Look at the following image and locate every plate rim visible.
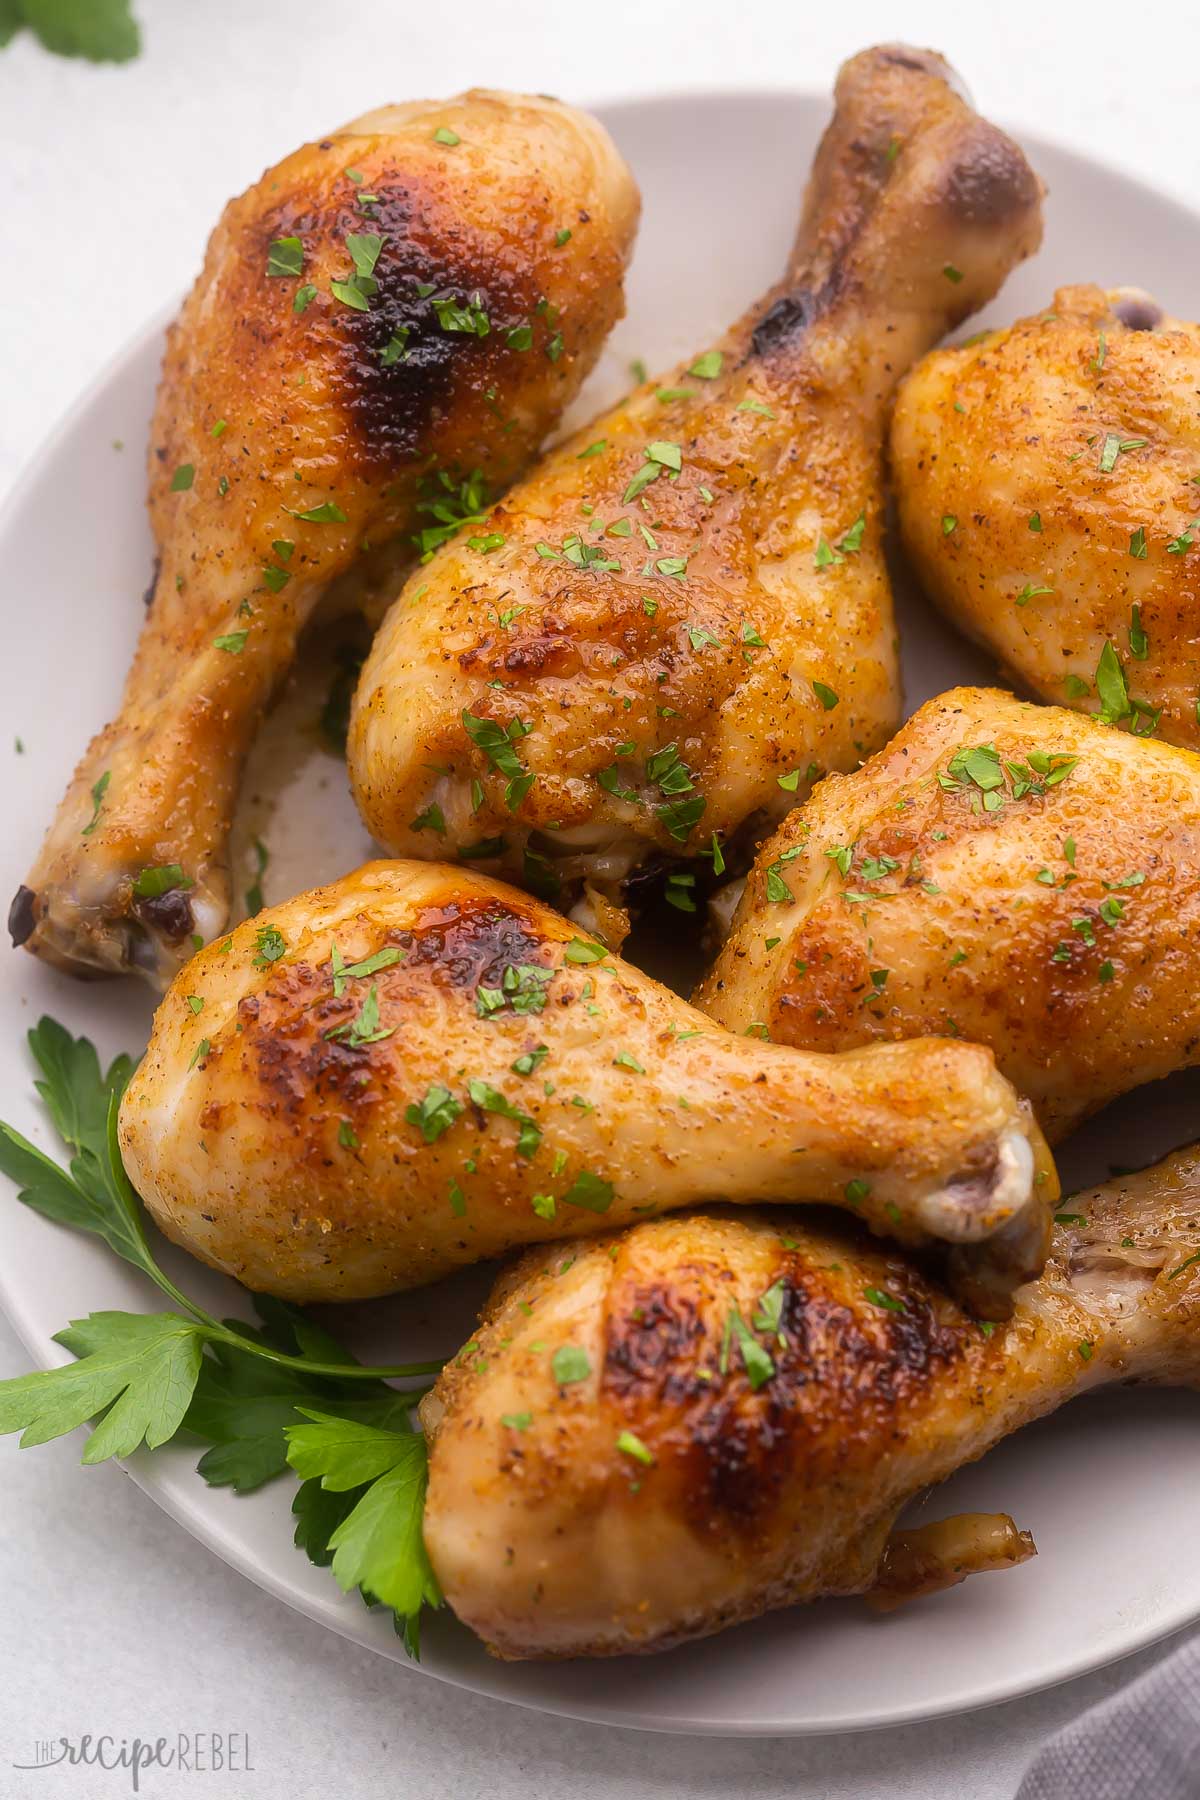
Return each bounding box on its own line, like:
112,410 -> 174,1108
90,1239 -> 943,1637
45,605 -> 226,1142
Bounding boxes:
2,82 -> 1199,1737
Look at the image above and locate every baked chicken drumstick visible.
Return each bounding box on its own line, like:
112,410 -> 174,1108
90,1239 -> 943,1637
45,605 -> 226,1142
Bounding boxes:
891,285 -> 1200,748
698,687 -> 1200,1141
117,860 -> 1054,1311
13,91 -> 638,988
349,47 -> 1043,919
423,1145 -> 1200,1658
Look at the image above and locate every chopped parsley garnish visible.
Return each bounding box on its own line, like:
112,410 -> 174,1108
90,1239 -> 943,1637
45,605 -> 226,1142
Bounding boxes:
132,863 -> 191,899
330,943 -> 403,997
764,843 -> 806,903
462,709 -> 534,810
290,501 -> 348,524
251,923 -> 287,969
812,681 -> 839,711
864,1285 -> 905,1313
719,1307 -> 774,1389
325,983 -> 393,1048
433,126 -> 460,146
432,291 -> 490,337
467,1080 -> 539,1157
562,1171 -> 614,1212
563,937 -> 607,965
476,963 -> 552,1019
410,803 -> 446,836
688,351 -> 723,379
169,463 -> 194,492
616,1430 -> 654,1465
1095,641 -> 1130,723
622,439 -> 681,505
551,1346 -> 590,1386
81,769 -> 110,837
266,237 -> 304,278
213,630 -> 247,654
1128,606 -> 1149,659
405,1084 -> 462,1143
1099,434 -> 1147,473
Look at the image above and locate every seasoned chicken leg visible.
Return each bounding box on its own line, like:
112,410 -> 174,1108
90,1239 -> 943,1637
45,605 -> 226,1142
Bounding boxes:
348,47 -> 1043,916
422,1146 -> 1200,1658
117,860 -> 1054,1311
697,686 -> 1200,1141
891,285 -> 1200,747
13,91 -> 638,988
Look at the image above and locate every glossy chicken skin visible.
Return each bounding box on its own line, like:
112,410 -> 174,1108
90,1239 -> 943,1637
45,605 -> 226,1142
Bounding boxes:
13,91 -> 638,988
423,1147 -> 1200,1658
349,47 -> 1043,909
697,687 -> 1200,1141
118,860 -> 1054,1311
892,285 -> 1200,747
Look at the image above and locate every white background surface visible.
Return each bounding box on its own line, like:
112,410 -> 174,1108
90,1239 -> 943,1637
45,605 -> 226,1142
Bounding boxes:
1,1 -> 1197,1794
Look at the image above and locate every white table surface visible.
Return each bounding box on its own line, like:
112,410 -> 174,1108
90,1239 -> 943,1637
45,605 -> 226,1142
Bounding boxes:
2,1 -> 1196,1793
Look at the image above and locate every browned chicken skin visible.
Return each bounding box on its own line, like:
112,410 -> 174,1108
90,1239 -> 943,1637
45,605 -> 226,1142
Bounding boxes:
348,47 -> 1043,914
697,687 -> 1200,1141
422,1146 -> 1200,1659
13,91 -> 639,988
117,859 -> 1054,1313
891,284 -> 1200,746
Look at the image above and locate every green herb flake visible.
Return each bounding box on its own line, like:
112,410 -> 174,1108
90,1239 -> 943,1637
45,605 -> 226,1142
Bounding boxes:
132,863 -> 192,900
616,1429 -> 654,1465
81,769 -> 111,837
865,1285 -> 906,1313
551,1345 -> 590,1386
404,1084 -> 463,1144
267,237 -> 304,279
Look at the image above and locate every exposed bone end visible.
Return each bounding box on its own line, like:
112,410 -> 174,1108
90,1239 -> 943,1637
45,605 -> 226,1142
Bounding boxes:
15,872 -> 226,991
1107,285 -> 1168,332
7,884 -> 37,947
843,43 -> 969,104
916,1124 -> 1035,1246
916,1122 -> 1057,1318
866,1512 -> 1036,1612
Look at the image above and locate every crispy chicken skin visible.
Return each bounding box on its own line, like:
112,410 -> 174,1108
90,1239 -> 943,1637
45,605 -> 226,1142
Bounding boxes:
348,47 -> 1043,907
422,1147 -> 1200,1659
697,686 -> 1200,1141
117,860 -> 1054,1311
891,285 -> 1200,746
13,91 -> 638,989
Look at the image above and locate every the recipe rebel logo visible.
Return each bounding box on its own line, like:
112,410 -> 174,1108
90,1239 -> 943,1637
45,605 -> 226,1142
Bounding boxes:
11,1732 -> 254,1791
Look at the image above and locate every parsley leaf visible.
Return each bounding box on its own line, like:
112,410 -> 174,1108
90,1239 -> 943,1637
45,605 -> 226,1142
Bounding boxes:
285,1410 -> 441,1656
405,1084 -> 462,1143
0,1020 -> 448,1655
11,0 -> 140,61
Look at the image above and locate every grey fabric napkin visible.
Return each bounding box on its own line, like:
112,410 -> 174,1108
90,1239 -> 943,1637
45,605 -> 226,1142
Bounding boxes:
1017,1631 -> 1200,1798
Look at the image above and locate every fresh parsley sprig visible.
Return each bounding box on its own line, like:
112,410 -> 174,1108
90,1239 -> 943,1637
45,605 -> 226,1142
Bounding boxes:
0,1017 -> 447,1654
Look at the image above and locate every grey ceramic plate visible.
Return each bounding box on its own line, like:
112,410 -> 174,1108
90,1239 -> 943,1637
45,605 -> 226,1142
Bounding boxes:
1,88 -> 1198,1734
